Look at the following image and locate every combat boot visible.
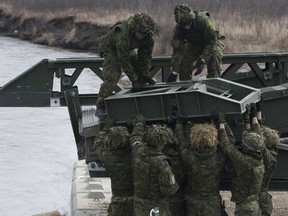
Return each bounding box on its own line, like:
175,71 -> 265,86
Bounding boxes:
132,79 -> 142,92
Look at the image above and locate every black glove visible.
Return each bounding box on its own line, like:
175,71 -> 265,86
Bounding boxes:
250,103 -> 257,118
166,113 -> 178,124
194,58 -> 206,76
256,96 -> 263,111
218,112 -> 226,124
143,75 -> 156,85
166,73 -> 177,82
132,80 -> 142,92
133,114 -> 146,126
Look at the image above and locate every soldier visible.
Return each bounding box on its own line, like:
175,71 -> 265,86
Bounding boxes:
95,13 -> 156,119
167,4 -> 225,82
218,110 -> 265,216
130,115 -> 179,216
253,100 -> 279,216
175,119 -> 227,216
162,126 -> 186,216
94,124 -> 134,216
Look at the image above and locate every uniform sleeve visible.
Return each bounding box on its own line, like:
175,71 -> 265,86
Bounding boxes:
251,123 -> 262,136
171,27 -> 186,73
138,36 -> 154,75
218,128 -> 248,170
159,160 -> 179,195
94,131 -> 109,163
130,122 -> 146,154
115,30 -> 135,78
201,17 -> 219,61
175,123 -> 190,150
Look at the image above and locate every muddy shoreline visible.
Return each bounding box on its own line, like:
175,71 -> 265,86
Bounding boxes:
0,9 -> 109,53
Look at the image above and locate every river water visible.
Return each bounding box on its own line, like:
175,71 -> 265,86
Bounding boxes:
0,36 -> 99,216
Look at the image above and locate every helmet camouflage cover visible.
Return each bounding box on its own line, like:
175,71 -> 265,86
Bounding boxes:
261,126 -> 280,149
189,123 -> 218,150
242,131 -> 265,152
145,124 -> 174,148
127,13 -> 155,34
174,4 -> 195,26
107,126 -> 130,150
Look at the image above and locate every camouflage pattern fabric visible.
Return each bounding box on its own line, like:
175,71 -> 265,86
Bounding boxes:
175,122 -> 226,216
234,200 -> 261,216
259,192 -> 273,216
252,124 -> 278,215
96,14 -> 154,108
163,144 -> 186,216
171,10 -> 224,79
94,129 -> 134,216
259,148 -> 277,216
130,122 -> 179,216
219,127 -> 264,216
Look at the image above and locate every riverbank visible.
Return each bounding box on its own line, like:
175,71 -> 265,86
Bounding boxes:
0,9 -> 108,53
1,0 -> 288,55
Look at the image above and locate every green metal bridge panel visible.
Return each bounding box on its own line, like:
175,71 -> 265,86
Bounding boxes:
105,78 -> 261,123
1,52 -> 288,107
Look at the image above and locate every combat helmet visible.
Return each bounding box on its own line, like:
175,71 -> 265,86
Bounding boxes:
145,124 -> 172,148
174,4 -> 195,27
107,126 -> 130,150
127,13 -> 155,34
261,126 -> 280,149
189,123 -> 218,150
242,131 -> 264,153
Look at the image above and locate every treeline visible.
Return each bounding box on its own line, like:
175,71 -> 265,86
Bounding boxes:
0,0 -> 287,54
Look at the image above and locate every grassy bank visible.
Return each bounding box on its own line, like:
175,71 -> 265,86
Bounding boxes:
0,0 -> 287,54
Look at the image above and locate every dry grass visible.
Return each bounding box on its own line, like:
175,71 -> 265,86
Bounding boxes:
0,0 -> 287,54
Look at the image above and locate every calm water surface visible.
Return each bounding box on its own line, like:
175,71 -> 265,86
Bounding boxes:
0,36 -> 100,216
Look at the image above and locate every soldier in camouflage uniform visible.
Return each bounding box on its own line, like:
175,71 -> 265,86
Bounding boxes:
94,125 -> 134,216
167,4 -> 225,82
218,109 -> 265,216
259,125 -> 279,216
96,13 -> 156,119
175,120 -> 226,216
251,100 -> 279,216
130,115 -> 179,216
162,126 -> 186,216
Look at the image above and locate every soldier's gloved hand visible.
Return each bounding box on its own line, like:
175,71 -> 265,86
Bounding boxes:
243,105 -> 250,123
218,112 -> 226,124
166,72 -> 178,83
256,96 -> 263,111
133,114 -> 146,126
166,113 -> 177,124
143,75 -> 156,85
194,58 -> 206,76
250,103 -> 257,118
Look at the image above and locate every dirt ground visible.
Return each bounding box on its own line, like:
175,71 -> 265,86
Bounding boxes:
220,191 -> 288,215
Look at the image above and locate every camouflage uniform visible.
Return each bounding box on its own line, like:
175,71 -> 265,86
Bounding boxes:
130,122 -> 179,216
94,126 -> 134,216
96,13 -> 155,108
255,125 -> 279,216
162,128 -> 186,216
219,124 -> 265,216
175,122 -> 226,216
171,4 -> 224,79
